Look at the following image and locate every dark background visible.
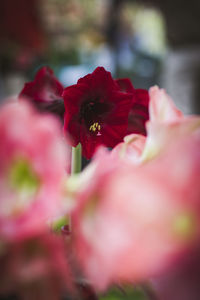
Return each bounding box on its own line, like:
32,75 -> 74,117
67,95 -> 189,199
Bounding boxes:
0,0 -> 200,114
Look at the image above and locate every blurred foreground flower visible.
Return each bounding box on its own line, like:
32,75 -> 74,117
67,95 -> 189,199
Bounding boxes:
70,87 -> 200,291
141,86 -> 200,162
0,232 -> 72,300
4,69 -> 200,300
0,101 -> 69,241
151,245 -> 200,300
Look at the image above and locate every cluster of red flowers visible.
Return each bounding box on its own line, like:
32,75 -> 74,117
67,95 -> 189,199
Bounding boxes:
20,66 -> 149,158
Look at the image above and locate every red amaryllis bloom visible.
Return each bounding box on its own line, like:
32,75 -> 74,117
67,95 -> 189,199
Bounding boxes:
116,78 -> 149,135
63,67 -> 134,159
19,66 -> 64,117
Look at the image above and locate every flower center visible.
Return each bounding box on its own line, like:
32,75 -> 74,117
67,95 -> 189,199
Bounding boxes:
80,99 -> 110,134
173,213 -> 196,240
6,158 -> 41,216
9,159 -> 40,192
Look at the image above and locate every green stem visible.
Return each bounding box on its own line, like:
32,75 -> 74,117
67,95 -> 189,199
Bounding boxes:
71,143 -> 82,174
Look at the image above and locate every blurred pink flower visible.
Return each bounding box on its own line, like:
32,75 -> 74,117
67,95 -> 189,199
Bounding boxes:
71,118 -> 200,291
0,232 -> 73,300
151,245 -> 200,300
148,85 -> 183,122
0,101 -> 69,241
111,133 -> 146,164
141,86 -> 200,161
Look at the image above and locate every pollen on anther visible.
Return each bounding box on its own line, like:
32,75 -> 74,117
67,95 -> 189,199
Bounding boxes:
89,122 -> 101,133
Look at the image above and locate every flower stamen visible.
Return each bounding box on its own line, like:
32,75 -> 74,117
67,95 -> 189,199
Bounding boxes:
89,122 -> 101,133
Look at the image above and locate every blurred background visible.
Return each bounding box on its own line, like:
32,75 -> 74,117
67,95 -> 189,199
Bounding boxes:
0,0 -> 200,114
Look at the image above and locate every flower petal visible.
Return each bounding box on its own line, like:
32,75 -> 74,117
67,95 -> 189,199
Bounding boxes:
149,86 -> 183,122
78,67 -> 118,95
115,78 -> 135,93
19,66 -> 63,103
127,89 -> 149,135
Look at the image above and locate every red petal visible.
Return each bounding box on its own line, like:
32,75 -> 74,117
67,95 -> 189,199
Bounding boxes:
135,89 -> 149,106
80,126 -> 103,159
65,116 -> 81,147
63,83 -> 89,115
106,91 -> 133,123
78,67 -> 118,96
19,66 -> 63,103
127,89 -> 149,135
101,124 -> 127,147
115,78 -> 135,93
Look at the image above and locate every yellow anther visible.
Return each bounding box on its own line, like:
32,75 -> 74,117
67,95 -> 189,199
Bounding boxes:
89,122 -> 101,133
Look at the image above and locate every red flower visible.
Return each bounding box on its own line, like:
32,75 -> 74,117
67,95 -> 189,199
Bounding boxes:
116,78 -> 149,135
63,67 -> 134,159
19,66 -> 64,117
